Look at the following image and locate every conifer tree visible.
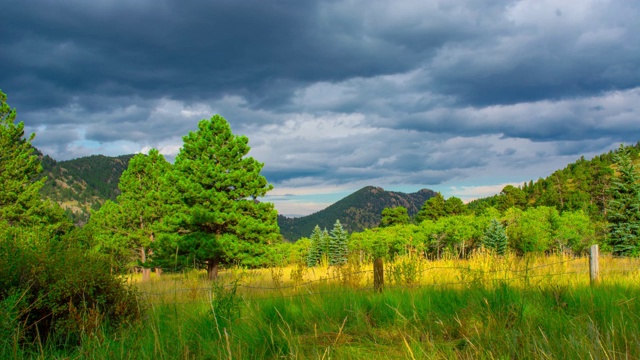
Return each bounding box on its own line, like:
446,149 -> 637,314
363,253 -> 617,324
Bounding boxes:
154,115 -> 280,279
606,144 -> 640,256
0,90 -> 69,233
444,196 -> 467,216
482,219 -> 508,255
329,220 -> 348,265
415,193 -> 446,223
306,225 -> 324,267
117,149 -> 173,280
380,206 -> 410,227
84,200 -> 132,270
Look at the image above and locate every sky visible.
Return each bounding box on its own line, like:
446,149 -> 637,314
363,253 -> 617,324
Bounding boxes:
2,0 -> 639,217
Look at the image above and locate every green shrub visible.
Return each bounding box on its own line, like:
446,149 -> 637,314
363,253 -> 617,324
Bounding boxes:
0,228 -> 141,349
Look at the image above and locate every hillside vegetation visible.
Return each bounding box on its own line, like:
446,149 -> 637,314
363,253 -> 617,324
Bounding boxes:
469,142 -> 640,221
38,153 -> 133,225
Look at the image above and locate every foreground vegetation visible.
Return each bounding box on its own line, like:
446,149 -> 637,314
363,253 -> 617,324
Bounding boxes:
4,254 -> 640,359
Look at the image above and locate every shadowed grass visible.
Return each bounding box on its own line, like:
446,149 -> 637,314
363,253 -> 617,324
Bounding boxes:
10,282 -> 635,359
5,254 -> 640,358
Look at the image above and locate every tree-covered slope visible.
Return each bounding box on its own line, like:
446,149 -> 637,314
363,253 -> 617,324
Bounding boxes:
278,186 -> 437,241
38,153 -> 134,225
468,142 -> 640,221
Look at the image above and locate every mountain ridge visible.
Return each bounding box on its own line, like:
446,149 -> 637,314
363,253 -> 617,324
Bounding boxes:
277,186 -> 437,241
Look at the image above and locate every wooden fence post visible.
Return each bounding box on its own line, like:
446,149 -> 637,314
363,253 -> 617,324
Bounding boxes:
374,257 -> 384,293
589,244 -> 599,286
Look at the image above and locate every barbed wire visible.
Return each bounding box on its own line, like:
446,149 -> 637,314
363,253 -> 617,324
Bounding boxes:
136,266 -> 592,299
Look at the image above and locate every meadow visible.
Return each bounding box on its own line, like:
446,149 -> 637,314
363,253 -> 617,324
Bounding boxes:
8,253 -> 640,359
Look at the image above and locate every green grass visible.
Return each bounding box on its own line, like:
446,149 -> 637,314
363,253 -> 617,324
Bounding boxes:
5,253 -> 640,359
7,283 -> 640,359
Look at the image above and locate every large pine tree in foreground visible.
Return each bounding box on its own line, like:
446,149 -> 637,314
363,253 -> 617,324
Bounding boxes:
607,144 -> 640,256
154,115 -> 280,279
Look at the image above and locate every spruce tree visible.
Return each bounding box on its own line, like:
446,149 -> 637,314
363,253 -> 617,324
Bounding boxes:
329,220 -> 348,265
154,115 -> 280,279
482,219 -> 508,255
606,144 -> 640,256
306,225 -> 323,267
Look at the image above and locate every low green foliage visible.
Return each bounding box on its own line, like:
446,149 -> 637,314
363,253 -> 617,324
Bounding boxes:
0,230 -> 141,350
10,282 -> 640,359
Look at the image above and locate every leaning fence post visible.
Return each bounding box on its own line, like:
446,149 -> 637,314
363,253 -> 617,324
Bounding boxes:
589,244 -> 599,286
374,257 -> 384,293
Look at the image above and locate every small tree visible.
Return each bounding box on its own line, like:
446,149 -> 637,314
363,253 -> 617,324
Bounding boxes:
482,219 -> 508,255
444,196 -> 467,216
607,144 -> 640,256
380,206 -> 410,227
415,193 -> 446,223
329,220 -> 348,265
306,225 -> 324,267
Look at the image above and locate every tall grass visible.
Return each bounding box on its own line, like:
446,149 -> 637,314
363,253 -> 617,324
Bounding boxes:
5,253 -> 640,359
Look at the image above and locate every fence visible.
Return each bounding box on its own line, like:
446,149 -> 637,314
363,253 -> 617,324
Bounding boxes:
136,245 -> 638,304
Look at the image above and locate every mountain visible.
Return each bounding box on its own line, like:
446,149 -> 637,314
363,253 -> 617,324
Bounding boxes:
38,153 -> 134,225
278,186 -> 437,241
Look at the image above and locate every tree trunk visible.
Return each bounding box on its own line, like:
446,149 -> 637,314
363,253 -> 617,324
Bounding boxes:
149,233 -> 161,278
141,246 -> 150,282
207,259 -> 219,280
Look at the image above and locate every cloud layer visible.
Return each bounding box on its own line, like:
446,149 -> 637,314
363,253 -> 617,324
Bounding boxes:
1,0 -> 639,216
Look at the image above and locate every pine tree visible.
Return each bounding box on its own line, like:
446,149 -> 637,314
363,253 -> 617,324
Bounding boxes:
380,206 -> 409,227
482,219 -> 508,255
117,149 -> 173,280
444,196 -> 467,216
329,220 -> 348,265
415,193 -> 446,223
0,89 -> 69,233
606,144 -> 640,256
154,115 -> 280,279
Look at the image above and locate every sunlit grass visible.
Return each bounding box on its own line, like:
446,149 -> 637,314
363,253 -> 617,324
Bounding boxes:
133,252 -> 640,304
21,253 -> 634,359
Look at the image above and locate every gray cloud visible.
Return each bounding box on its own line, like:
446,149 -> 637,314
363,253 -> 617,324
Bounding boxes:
1,0 -> 639,214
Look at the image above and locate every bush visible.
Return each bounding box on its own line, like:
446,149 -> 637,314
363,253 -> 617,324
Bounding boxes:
0,227 -> 141,349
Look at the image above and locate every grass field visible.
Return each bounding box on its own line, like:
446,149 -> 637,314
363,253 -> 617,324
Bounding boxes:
6,253 -> 640,359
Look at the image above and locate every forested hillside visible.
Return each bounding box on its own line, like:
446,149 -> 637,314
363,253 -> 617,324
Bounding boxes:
38,152 -> 134,225
468,142 -> 640,221
278,186 -> 437,241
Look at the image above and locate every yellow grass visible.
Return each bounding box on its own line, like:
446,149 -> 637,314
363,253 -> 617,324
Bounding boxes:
133,252 -> 640,304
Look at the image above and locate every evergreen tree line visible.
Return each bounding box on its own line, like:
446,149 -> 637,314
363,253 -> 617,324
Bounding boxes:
306,221 -> 349,267
84,115 -> 281,279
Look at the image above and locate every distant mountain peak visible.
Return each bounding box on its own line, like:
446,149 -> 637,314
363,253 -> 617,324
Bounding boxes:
278,186 -> 437,241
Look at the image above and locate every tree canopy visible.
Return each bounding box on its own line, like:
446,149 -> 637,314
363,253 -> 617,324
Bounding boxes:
153,115 -> 280,278
380,206 -> 410,227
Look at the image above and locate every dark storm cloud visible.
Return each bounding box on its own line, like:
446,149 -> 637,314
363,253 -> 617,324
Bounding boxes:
2,0 -> 640,215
